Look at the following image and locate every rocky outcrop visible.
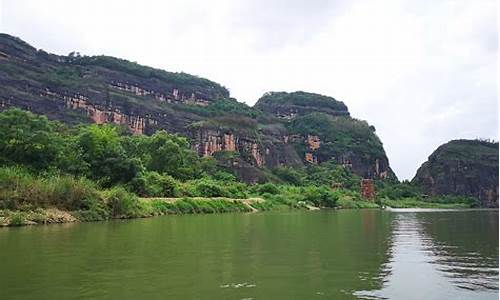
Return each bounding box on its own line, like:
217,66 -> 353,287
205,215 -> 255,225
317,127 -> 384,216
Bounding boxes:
255,92 -> 395,180
412,140 -> 499,207
192,126 -> 302,171
0,33 -> 225,136
254,91 -> 350,119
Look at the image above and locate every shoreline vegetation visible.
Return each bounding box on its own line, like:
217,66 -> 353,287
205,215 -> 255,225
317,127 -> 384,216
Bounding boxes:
0,109 -> 480,227
0,196 -> 471,227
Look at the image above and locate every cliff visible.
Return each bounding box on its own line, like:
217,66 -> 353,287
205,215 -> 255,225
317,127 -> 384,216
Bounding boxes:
0,34 -> 394,183
412,139 -> 499,207
255,92 -> 396,180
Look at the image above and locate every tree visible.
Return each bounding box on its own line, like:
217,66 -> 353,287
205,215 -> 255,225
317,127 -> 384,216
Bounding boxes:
0,108 -> 63,171
75,124 -> 141,186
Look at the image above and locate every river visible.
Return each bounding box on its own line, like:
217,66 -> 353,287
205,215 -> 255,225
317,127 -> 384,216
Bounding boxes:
0,209 -> 497,299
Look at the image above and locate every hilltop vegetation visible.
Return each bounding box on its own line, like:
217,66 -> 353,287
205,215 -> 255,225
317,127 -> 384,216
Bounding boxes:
255,91 -> 349,114
412,139 -> 498,207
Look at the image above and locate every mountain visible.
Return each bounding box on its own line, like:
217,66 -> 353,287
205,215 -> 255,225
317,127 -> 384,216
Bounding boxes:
412,139 -> 499,207
0,33 -> 395,183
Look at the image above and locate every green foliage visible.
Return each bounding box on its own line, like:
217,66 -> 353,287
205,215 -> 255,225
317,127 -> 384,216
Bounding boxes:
302,186 -> 338,208
9,211 -> 27,226
337,198 -> 379,209
75,124 -> 142,186
129,171 -> 179,197
174,98 -> 262,119
0,108 -> 63,171
304,162 -> 361,189
183,178 -> 248,198
256,91 -> 348,112
272,167 -> 304,185
252,183 -> 280,195
0,108 -> 489,226
103,186 -> 140,217
145,198 -> 251,215
381,198 -> 470,209
429,139 -> 499,164
0,166 -> 100,211
72,55 -> 229,98
377,181 -> 422,200
141,130 -> 202,180
289,113 -> 385,162
428,195 -> 480,207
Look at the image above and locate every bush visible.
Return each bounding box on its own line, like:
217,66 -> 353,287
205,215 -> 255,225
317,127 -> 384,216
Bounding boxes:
253,183 -> 280,195
183,178 -> 247,198
272,167 -> 304,185
104,186 -> 140,217
302,186 -> 338,208
0,166 -> 100,211
9,211 -> 27,226
191,179 -> 225,197
130,172 -> 179,197
337,198 -> 379,209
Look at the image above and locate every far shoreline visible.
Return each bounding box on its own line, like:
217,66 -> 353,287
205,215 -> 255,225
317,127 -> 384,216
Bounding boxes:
0,197 -> 485,227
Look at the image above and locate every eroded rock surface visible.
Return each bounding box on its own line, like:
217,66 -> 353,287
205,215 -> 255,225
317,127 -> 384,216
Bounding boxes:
412,139 -> 499,207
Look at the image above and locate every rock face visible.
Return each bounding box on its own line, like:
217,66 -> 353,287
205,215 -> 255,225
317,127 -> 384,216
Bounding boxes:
0,33 -> 395,183
0,33 -> 227,136
256,92 -> 397,180
412,140 -> 499,207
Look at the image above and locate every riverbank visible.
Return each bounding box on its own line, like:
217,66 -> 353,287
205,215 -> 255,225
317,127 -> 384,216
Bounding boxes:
0,196 -> 477,227
0,197 -> 265,226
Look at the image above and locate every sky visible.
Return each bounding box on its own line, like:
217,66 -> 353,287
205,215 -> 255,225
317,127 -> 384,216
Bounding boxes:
0,0 -> 497,180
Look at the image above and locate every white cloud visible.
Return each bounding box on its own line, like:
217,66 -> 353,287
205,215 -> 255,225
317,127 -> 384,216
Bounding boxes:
1,0 -> 497,179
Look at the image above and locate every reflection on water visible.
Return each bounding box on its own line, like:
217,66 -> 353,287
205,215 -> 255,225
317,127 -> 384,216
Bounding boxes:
356,210 -> 499,300
0,210 -> 497,299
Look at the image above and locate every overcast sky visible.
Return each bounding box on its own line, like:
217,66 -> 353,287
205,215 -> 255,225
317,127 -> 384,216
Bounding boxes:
0,0 -> 497,180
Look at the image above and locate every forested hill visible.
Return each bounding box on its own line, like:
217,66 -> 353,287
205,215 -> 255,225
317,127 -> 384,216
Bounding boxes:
413,139 -> 499,207
0,33 -> 395,183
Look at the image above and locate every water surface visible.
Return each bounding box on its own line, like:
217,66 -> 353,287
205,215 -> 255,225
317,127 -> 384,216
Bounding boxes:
0,209 -> 497,299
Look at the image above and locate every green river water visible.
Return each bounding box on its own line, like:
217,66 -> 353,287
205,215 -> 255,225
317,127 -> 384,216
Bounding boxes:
0,209 -> 498,299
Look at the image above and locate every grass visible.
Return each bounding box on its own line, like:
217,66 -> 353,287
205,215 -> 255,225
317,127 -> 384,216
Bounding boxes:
0,166 -> 479,227
337,198 -> 379,209
381,198 -> 471,209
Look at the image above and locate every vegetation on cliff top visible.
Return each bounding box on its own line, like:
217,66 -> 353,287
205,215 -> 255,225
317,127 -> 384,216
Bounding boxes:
423,139 -> 498,164
288,112 -> 386,160
255,91 -> 349,113
72,55 -> 230,97
411,139 -> 498,207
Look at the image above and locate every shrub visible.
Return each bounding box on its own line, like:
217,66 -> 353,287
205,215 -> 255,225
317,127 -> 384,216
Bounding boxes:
104,186 -> 140,217
302,186 -> 338,208
130,171 -> 179,197
253,183 -> 280,195
0,166 -> 100,211
184,178 -> 248,198
272,167 -> 304,185
9,211 -> 27,226
192,179 -> 225,197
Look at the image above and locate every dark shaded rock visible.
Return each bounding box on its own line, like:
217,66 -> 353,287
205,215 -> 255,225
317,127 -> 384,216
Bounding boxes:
412,139 -> 499,207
